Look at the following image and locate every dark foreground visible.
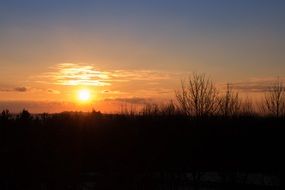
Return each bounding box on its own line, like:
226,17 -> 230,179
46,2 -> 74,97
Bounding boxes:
0,112 -> 285,189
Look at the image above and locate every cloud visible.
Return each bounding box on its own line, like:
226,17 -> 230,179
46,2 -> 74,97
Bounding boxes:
104,97 -> 155,105
35,63 -> 111,86
34,63 -> 185,87
229,77 -> 285,93
0,86 -> 29,92
0,86 -> 61,95
101,90 -> 125,95
47,89 -> 61,94
109,70 -> 182,82
14,87 -> 28,92
0,89 -> 11,92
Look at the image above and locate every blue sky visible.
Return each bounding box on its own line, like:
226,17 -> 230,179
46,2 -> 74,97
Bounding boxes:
1,0 -> 285,76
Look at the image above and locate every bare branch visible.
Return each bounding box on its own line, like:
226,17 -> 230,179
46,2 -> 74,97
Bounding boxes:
176,73 -> 220,117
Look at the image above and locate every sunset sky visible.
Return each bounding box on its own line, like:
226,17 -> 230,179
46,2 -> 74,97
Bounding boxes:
1,0 -> 285,113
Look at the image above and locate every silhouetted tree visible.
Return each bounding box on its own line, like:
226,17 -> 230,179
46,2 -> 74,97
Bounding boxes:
18,109 -> 32,121
40,112 -> 49,121
141,104 -> 160,116
262,78 -> 285,117
91,109 -> 102,119
1,109 -> 11,122
120,104 -> 138,117
220,83 -> 241,117
160,100 -> 177,116
240,97 -> 255,117
176,73 -> 221,117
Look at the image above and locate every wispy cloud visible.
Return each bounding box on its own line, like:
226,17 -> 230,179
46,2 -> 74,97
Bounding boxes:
36,63 -> 111,86
47,89 -> 61,94
104,97 -> 155,105
230,77 -> 285,93
0,86 -> 28,92
14,87 -> 28,92
0,86 -> 61,95
34,63 -> 185,87
109,70 -> 182,82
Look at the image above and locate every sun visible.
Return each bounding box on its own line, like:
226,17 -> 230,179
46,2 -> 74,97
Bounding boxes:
78,89 -> 91,102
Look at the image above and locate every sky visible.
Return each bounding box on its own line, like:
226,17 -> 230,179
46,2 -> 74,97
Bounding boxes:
1,0 -> 285,113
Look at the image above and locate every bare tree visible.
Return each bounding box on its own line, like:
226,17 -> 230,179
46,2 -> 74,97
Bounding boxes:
138,100 -> 178,116
220,83 -> 241,117
160,100 -> 177,116
263,78 -> 285,117
120,104 -> 138,117
240,97 -> 255,116
176,80 -> 192,116
141,103 -> 160,116
176,73 -> 221,117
